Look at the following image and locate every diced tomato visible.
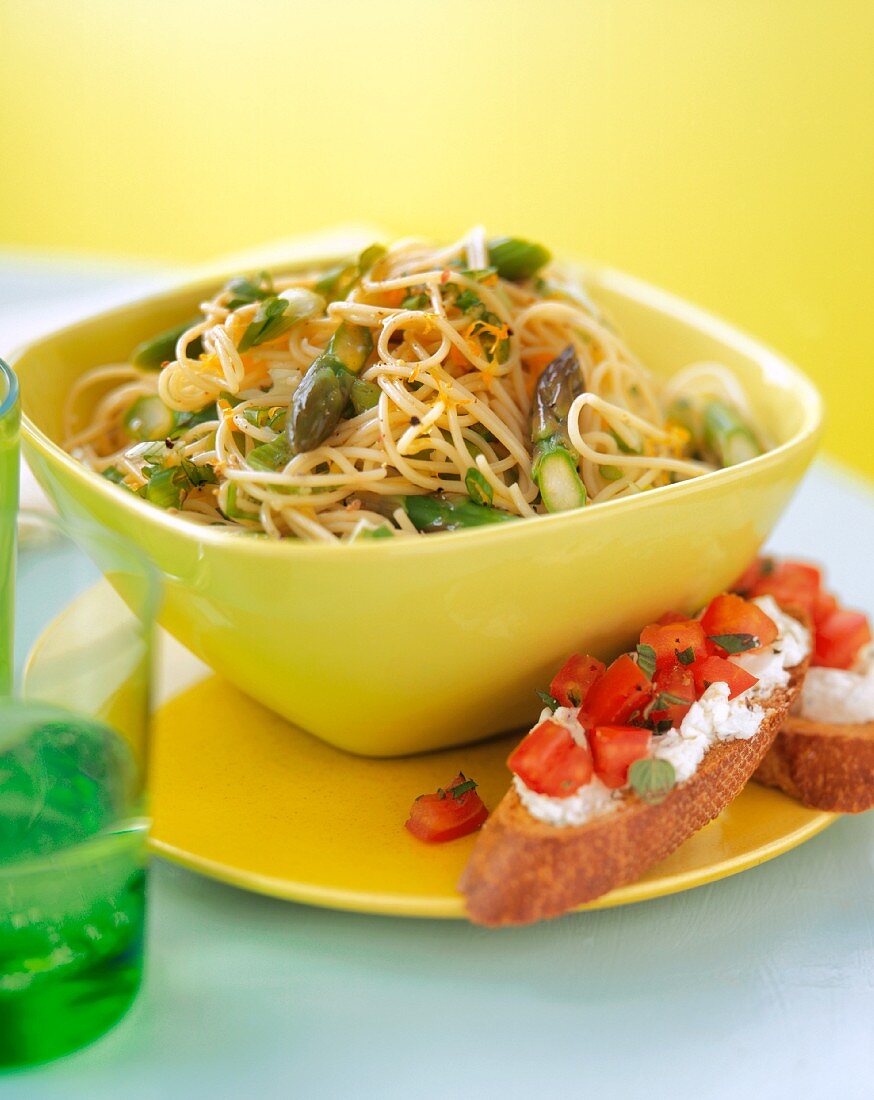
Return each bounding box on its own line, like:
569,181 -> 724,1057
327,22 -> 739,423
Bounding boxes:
549,653 -> 605,709
405,773 -> 489,843
733,556 -> 772,595
587,725 -> 652,789
640,619 -> 708,670
692,655 -> 759,699
812,590 -> 839,627
700,593 -> 778,653
814,609 -> 872,669
656,610 -> 688,625
582,654 -> 653,725
749,560 -> 822,617
508,719 -> 594,797
649,664 -> 696,727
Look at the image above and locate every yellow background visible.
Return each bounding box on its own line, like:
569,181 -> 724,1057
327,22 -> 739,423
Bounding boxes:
0,0 -> 871,478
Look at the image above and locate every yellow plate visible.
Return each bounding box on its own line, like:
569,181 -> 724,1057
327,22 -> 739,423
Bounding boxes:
150,673 -> 835,918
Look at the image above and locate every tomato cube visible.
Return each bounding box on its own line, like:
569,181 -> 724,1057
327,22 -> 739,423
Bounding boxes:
649,664 -> 696,728
692,655 -> 759,699
587,725 -> 651,789
508,719 -> 594,797
701,593 -> 778,653
405,774 -> 489,843
549,653 -> 605,709
814,609 -> 872,669
582,654 -> 653,725
750,560 -> 822,617
640,619 -> 707,670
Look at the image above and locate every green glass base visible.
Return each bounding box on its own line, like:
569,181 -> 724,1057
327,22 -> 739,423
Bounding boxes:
0,934 -> 143,1068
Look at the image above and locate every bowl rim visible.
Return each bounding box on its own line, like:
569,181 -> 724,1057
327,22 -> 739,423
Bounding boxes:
13,254 -> 824,559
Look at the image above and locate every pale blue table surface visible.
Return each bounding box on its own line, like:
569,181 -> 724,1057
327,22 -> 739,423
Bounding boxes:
1,260 -> 873,1100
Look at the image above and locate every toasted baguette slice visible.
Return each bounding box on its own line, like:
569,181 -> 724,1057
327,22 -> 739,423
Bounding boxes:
755,715 -> 874,813
459,655 -> 808,927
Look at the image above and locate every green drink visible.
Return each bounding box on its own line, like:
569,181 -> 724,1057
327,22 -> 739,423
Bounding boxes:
0,700 -> 147,1066
0,360 -> 18,695
2,511 -> 157,1068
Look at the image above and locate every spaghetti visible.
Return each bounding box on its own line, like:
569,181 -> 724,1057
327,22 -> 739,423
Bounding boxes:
63,229 -> 764,542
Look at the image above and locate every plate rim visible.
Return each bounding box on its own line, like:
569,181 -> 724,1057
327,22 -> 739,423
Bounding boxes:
150,805 -> 836,919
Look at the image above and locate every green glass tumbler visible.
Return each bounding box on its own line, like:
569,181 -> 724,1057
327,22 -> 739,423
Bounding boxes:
1,510 -> 159,1068
0,359 -> 18,694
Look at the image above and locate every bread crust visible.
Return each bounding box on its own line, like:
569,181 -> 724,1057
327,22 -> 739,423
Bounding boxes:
755,714 -> 874,813
459,661 -> 807,927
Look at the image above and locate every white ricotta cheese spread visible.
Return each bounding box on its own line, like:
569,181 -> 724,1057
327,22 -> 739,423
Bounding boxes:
797,644 -> 874,724
513,773 -> 621,826
515,598 -> 811,827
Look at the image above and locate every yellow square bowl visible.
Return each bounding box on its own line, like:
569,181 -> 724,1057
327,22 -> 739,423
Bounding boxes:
12,248 -> 822,756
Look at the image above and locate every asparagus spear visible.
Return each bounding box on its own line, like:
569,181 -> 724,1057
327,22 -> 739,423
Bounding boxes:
286,323 -> 374,453
404,494 -> 516,533
530,345 -> 587,513
702,400 -> 762,467
131,319 -> 202,369
487,237 -> 551,281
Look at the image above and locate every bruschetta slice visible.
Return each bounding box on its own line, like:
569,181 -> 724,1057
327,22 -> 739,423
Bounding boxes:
459,594 -> 811,926
737,557 -> 874,813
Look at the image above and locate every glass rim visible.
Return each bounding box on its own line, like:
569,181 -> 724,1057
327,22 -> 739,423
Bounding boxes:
0,357 -> 18,421
17,507 -> 163,627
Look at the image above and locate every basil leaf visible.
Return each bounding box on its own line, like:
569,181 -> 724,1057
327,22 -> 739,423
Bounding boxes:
536,689 -> 559,712
636,643 -> 657,680
628,758 -> 675,805
707,633 -> 759,654
675,646 -> 695,665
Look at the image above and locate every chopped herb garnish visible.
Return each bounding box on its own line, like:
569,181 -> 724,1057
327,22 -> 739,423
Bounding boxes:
676,646 -> 695,665
760,557 -> 776,576
169,403 -> 218,439
465,467 -> 493,506
248,437 -> 292,471
708,633 -> 759,654
358,243 -> 386,274
652,691 -> 691,710
610,430 -> 641,455
180,458 -> 218,487
356,524 -> 394,540
238,297 -> 296,352
599,464 -> 624,481
636,643 -> 657,679
401,292 -> 429,310
654,719 -> 674,734
536,689 -> 559,712
447,778 -> 477,799
224,271 -> 274,310
628,758 -> 675,805
454,288 -> 483,313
